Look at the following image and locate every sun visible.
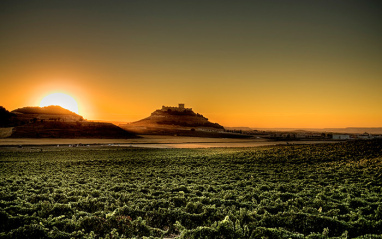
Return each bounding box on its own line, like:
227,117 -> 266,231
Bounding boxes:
40,93 -> 79,114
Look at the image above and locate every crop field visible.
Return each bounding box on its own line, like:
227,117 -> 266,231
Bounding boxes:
1,140 -> 382,238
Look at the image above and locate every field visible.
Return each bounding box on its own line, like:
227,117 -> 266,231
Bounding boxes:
0,140 -> 381,238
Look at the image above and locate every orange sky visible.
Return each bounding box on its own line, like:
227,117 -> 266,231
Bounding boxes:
1,1 -> 381,128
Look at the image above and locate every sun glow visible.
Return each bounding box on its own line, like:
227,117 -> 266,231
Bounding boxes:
40,93 -> 79,114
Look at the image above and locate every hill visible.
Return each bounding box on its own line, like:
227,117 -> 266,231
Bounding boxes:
120,104 -> 249,138
11,105 -> 84,123
132,104 -> 224,129
12,105 -> 79,115
1,105 -> 136,138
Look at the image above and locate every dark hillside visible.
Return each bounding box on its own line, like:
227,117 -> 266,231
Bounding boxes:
10,121 -> 136,138
0,106 -> 15,127
1,105 -> 136,138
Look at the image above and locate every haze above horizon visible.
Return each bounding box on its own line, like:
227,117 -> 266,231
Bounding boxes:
1,1 -> 381,128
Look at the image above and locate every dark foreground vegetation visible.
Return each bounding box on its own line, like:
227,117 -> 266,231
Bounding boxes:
1,140 -> 381,238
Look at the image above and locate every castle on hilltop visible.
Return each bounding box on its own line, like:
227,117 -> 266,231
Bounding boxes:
161,104 -> 192,113
131,103 -> 224,130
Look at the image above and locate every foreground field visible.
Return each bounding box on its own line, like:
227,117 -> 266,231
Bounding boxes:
1,140 -> 381,238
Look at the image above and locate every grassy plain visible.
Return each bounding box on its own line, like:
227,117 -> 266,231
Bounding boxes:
0,140 -> 381,238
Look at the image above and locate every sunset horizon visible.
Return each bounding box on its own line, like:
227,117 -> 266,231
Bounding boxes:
1,2 -> 382,237
3,101 -> 382,130
1,1 -> 381,128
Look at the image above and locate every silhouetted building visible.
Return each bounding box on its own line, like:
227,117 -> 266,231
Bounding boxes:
161,104 -> 192,112
333,134 -> 350,140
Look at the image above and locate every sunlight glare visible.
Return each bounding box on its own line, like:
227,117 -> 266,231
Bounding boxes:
40,93 -> 79,114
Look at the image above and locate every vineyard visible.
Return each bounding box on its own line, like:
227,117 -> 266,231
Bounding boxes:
1,140 -> 382,238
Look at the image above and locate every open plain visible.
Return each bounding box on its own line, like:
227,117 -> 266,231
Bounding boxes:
0,135 -> 339,149
1,139 -> 381,238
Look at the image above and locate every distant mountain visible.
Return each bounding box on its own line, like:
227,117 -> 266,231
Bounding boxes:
1,105 -> 136,139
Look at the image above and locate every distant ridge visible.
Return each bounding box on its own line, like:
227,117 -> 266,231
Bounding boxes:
12,105 -> 79,116
11,105 -> 84,123
256,127 -> 382,134
322,127 -> 382,134
1,105 -> 136,139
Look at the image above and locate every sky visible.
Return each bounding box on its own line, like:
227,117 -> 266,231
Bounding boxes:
1,0 -> 381,128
